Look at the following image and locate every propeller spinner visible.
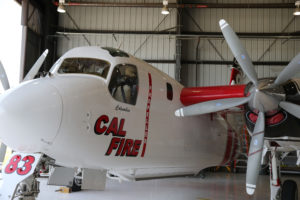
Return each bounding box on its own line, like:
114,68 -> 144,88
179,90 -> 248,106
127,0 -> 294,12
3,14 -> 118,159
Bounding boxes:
175,19 -> 300,195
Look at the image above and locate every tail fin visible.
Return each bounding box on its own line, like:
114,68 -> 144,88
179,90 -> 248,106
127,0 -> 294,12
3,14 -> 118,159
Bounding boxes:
229,58 -> 243,85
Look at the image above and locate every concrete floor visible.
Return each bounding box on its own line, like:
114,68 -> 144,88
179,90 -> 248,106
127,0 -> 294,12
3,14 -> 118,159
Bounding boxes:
35,172 -> 300,200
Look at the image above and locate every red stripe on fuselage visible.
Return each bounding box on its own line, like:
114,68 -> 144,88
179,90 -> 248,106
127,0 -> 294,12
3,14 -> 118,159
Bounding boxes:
141,73 -> 152,157
219,115 -> 240,165
220,129 -> 233,165
230,131 -> 238,162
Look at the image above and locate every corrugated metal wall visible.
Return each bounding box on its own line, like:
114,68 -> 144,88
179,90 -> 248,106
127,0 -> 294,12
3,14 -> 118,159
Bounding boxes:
181,6 -> 300,86
57,0 -> 177,78
56,0 -> 300,86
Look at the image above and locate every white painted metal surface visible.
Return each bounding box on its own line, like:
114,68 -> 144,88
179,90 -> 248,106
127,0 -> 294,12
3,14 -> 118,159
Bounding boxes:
0,46 -> 232,179
48,167 -> 75,187
82,168 -> 107,190
1,44 -> 300,199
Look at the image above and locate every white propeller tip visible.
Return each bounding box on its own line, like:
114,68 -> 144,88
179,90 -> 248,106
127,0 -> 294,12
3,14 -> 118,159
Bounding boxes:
43,49 -> 49,56
246,184 -> 256,195
219,19 -> 227,28
246,188 -> 255,195
175,109 -> 184,117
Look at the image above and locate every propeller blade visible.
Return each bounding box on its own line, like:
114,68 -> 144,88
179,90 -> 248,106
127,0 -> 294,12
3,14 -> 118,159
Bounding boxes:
175,95 -> 251,117
219,19 -> 258,86
274,53 -> 300,85
279,101 -> 300,119
246,111 -> 265,195
23,49 -> 49,82
0,61 -> 10,90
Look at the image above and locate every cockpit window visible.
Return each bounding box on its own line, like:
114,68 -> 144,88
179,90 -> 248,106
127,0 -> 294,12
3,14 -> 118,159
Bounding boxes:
102,47 -> 129,58
109,64 -> 138,105
58,58 -> 110,79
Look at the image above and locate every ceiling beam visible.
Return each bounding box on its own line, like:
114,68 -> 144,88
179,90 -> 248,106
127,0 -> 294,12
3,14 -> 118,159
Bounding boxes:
53,2 -> 294,9
145,60 -> 289,66
55,28 -> 300,39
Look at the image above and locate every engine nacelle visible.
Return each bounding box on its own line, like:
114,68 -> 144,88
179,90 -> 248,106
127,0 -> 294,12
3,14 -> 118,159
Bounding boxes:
245,79 -> 300,139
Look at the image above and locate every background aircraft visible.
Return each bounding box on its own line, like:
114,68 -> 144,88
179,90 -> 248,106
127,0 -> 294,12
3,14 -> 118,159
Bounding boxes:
0,19 -> 299,200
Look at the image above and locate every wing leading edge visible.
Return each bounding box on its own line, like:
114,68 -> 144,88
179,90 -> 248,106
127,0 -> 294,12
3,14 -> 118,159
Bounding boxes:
180,84 -> 246,106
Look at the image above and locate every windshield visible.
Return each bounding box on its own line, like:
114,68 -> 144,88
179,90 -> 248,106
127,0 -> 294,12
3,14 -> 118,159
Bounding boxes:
58,58 -> 110,79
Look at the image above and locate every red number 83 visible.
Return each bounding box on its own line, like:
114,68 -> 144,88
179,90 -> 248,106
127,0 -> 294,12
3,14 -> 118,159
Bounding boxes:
4,155 -> 35,175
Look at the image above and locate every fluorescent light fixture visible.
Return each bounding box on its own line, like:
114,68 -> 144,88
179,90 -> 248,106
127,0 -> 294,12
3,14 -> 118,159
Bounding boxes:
57,0 -> 66,13
161,0 -> 169,15
294,7 -> 300,15
57,4 -> 66,13
161,6 -> 169,15
294,1 -> 300,16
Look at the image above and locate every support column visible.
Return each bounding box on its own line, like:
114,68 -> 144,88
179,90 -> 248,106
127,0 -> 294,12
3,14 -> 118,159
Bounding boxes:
175,3 -> 182,82
19,0 -> 29,82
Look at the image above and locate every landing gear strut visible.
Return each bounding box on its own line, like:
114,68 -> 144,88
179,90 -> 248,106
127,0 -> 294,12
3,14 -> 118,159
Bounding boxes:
269,150 -> 298,200
269,150 -> 281,200
0,153 -> 53,200
13,176 -> 41,200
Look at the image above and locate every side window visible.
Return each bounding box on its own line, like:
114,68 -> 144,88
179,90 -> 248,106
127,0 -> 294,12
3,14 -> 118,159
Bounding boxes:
109,64 -> 138,105
166,82 -> 173,101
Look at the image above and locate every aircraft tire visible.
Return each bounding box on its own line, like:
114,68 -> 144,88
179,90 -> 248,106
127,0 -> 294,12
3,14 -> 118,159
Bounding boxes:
281,180 -> 298,200
71,178 -> 82,192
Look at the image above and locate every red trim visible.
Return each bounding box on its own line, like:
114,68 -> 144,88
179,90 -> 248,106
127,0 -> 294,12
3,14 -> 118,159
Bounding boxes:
248,148 -> 263,157
196,5 -> 208,8
230,131 -> 238,162
252,131 -> 264,137
220,129 -> 233,165
244,126 -> 249,154
248,111 -> 285,126
229,68 -> 240,85
141,73 -> 152,157
180,85 -> 246,106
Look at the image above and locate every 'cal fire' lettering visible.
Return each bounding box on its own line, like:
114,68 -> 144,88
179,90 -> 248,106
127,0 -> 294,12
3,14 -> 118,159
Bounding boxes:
94,115 -> 126,137
95,115 -> 142,157
105,137 -> 142,157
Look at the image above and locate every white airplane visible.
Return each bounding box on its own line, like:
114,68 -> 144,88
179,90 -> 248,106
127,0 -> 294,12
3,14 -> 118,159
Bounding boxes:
0,19 -> 300,200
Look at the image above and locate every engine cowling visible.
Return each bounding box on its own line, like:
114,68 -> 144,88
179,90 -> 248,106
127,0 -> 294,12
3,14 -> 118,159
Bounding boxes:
245,79 -> 300,139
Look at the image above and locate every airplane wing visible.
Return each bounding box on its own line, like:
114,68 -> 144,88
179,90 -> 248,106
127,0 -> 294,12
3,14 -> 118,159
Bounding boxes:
180,85 -> 246,106
176,85 -> 248,116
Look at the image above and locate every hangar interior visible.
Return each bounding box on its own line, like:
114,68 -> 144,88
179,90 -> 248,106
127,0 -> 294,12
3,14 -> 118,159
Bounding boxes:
18,0 -> 300,87
13,0 -> 300,181
17,0 -> 300,170
2,0 -> 300,199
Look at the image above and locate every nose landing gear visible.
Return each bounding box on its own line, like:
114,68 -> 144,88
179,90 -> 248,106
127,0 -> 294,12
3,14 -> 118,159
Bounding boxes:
281,180 -> 298,200
0,153 -> 53,200
269,150 -> 298,200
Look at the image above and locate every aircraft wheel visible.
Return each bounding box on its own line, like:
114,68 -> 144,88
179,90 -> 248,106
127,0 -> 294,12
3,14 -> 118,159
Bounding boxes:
71,178 -> 82,192
281,180 -> 298,200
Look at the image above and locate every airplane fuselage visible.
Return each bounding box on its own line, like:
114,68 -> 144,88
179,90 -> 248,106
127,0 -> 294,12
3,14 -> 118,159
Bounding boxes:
0,47 -> 235,178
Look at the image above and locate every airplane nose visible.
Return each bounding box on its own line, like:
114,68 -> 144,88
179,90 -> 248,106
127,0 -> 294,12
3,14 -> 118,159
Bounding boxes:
0,79 -> 62,152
